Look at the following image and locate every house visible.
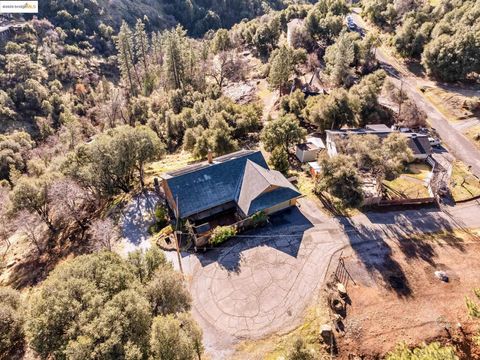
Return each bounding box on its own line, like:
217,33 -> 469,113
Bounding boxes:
296,134 -> 325,163
287,18 -> 305,48
325,124 -> 432,160
161,150 -> 302,239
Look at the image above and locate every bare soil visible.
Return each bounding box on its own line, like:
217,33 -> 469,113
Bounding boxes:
336,231 -> 480,359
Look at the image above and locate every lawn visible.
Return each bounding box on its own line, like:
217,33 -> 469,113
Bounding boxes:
450,161 -> 480,202
383,163 -> 431,199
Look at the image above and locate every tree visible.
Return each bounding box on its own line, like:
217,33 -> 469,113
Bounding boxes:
116,22 -> 140,96
349,70 -> 386,125
146,264 -> 192,317
150,314 -> 202,360
0,131 -> 34,181
268,46 -> 306,94
211,29 -> 232,54
316,155 -> 364,207
127,245 -> 167,284
0,287 -> 24,360
63,126 -> 165,196
304,89 -> 354,132
325,31 -> 355,86
268,46 -> 293,94
49,178 -> 93,229
10,176 -> 56,232
88,218 -> 121,251
26,252 -> 157,359
422,31 -> 480,82
261,114 -> 307,155
386,342 -> 458,360
16,211 -> 46,255
207,50 -> 247,88
269,147 -> 289,174
163,26 -> 188,90
0,187 -> 13,259
134,19 -> 150,75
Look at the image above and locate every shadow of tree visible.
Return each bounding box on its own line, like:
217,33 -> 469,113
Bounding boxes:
194,207 -> 314,273
339,206 -> 470,298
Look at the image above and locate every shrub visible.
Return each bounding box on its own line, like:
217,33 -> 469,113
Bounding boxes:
386,342 -> 458,360
209,226 -> 237,246
148,206 -> 169,235
0,287 -> 24,359
251,211 -> 268,228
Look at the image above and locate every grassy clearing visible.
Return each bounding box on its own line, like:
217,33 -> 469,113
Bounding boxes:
383,163 -> 431,199
291,169 -> 315,199
450,161 -> 480,202
422,87 -> 474,123
464,124 -> 480,151
145,152 -> 195,184
232,298 -> 330,359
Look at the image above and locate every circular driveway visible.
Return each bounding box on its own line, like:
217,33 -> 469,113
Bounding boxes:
189,204 -> 345,339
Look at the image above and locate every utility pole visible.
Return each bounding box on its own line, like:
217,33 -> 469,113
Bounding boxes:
175,196 -> 184,274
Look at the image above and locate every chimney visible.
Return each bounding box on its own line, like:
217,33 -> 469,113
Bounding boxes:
207,149 -> 213,164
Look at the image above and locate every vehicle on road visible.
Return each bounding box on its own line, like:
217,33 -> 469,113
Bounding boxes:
429,137 -> 441,147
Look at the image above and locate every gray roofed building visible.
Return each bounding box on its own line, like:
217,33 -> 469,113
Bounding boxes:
162,150 -> 302,223
325,125 -> 432,160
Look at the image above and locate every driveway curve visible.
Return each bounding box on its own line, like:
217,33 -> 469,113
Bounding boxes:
188,202 -> 345,343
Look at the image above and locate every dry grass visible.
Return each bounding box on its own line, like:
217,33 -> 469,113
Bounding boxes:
450,161 -> 480,202
144,152 -> 195,184
383,163 -> 431,199
232,297 -> 330,359
464,124 -> 480,151
422,87 -> 474,123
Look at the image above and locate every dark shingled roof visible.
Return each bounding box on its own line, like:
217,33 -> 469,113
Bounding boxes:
163,150 -> 301,219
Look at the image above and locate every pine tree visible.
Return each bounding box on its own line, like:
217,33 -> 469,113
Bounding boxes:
134,19 -> 150,74
116,22 -> 140,96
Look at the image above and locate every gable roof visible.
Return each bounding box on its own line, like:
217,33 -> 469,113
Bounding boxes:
237,161 -> 300,216
163,150 -> 301,219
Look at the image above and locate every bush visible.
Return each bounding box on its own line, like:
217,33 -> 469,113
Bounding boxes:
0,287 -> 24,359
209,226 -> 237,246
148,206 -> 169,235
251,211 -> 268,228
386,342 -> 458,360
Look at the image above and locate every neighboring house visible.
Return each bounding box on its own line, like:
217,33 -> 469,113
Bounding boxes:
296,134 -> 325,163
161,150 -> 302,233
325,124 -> 432,160
287,18 -> 304,48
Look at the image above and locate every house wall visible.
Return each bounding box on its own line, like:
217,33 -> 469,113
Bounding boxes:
264,199 -> 296,215
162,179 -> 177,216
326,133 -> 338,157
295,147 -> 319,163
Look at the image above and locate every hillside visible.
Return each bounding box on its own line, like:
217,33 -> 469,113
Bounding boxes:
38,0 -> 302,39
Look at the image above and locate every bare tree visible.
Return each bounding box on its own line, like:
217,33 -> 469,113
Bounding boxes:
49,178 -> 94,230
16,211 -> 46,255
88,218 -> 121,251
0,187 -> 13,259
207,50 -> 247,88
398,99 -> 427,128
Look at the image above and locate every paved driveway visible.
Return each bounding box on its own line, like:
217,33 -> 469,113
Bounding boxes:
183,199 -> 346,356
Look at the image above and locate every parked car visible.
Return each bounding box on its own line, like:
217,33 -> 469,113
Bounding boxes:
428,137 -> 441,147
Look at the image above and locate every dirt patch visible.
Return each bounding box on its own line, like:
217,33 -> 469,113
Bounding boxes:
336,232 -> 480,359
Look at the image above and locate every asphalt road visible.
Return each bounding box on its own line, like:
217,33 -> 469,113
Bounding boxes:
350,12 -> 480,177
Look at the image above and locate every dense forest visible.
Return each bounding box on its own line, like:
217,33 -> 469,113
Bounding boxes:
362,0 -> 480,81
